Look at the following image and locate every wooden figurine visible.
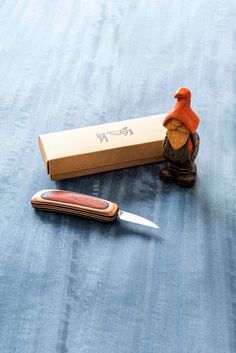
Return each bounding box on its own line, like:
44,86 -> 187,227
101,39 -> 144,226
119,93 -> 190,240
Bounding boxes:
159,87 -> 200,187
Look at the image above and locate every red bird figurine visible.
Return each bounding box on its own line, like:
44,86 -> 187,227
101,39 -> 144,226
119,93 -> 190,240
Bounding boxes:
159,87 -> 200,187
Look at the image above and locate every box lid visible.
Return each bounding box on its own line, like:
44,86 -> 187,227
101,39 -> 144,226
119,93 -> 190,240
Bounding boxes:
39,114 -> 166,176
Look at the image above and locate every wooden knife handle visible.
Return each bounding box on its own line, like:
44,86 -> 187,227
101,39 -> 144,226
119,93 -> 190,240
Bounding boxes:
31,189 -> 119,222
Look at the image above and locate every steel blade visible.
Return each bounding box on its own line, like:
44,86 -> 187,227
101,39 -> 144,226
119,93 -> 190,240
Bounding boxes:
118,210 -> 159,229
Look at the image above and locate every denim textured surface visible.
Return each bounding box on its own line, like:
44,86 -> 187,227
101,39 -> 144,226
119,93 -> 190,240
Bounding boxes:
0,1 -> 235,352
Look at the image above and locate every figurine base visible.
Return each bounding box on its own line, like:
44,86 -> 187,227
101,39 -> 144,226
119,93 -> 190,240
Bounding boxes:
159,163 -> 197,188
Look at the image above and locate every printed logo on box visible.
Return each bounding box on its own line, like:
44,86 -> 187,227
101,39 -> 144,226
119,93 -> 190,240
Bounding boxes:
96,127 -> 134,143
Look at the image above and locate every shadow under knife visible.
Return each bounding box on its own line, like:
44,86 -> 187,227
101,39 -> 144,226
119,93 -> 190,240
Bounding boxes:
34,209 -> 162,241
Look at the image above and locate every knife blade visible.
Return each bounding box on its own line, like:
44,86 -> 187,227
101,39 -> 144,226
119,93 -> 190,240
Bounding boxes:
31,189 -> 159,229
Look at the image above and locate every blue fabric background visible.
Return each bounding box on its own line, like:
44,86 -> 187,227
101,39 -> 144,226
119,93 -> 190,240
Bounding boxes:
0,1 -> 235,352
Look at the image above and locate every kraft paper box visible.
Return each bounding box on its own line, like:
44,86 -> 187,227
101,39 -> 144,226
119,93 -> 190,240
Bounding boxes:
38,113 -> 167,181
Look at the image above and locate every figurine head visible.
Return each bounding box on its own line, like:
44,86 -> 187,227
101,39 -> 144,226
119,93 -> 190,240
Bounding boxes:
174,87 -> 191,101
163,87 -> 199,132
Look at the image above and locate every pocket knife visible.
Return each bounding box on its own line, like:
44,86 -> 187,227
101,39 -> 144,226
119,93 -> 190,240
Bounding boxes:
31,189 -> 159,229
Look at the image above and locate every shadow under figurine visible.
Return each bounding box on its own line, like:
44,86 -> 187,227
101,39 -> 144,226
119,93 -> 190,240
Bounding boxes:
159,87 -> 200,188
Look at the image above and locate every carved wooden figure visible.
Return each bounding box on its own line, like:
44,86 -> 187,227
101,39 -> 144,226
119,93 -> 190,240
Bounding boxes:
159,87 -> 200,187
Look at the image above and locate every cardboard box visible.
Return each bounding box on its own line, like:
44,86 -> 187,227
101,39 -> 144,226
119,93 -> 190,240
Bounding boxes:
39,113 -> 167,180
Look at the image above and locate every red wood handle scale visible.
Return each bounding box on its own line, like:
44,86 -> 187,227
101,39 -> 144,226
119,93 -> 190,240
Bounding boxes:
31,189 -> 119,222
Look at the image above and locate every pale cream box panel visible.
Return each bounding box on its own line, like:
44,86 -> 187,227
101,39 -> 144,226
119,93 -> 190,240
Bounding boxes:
38,113 -> 167,180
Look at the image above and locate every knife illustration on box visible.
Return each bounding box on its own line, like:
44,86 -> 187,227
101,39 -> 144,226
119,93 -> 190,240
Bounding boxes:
31,190 -> 159,229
